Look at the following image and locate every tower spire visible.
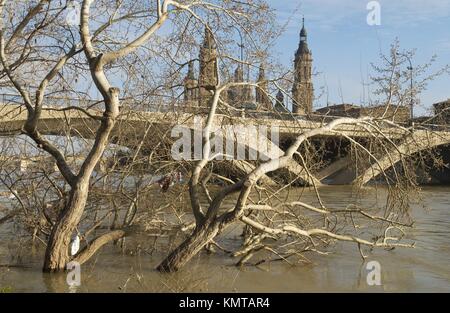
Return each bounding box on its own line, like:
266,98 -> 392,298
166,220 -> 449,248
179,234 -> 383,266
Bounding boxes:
300,17 -> 307,43
203,27 -> 216,49
256,64 -> 272,110
198,26 -> 218,106
184,61 -> 198,104
187,61 -> 195,79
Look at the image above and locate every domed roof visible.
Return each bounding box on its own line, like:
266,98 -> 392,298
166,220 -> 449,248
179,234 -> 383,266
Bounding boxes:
300,17 -> 307,38
295,17 -> 310,56
300,26 -> 307,38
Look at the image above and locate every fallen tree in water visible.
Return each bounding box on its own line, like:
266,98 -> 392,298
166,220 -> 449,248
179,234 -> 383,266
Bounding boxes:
157,41 -> 446,272
157,112 -> 417,272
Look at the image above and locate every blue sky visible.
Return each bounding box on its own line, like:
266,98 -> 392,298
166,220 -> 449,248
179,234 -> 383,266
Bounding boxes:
267,0 -> 450,116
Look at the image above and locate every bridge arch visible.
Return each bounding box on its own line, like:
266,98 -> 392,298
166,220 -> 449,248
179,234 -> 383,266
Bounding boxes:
353,130 -> 450,185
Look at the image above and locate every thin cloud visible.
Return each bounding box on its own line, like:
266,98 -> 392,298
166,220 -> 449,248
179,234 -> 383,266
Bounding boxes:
270,0 -> 450,31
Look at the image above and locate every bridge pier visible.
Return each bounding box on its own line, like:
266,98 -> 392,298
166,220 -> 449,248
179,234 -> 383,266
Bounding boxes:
316,155 -> 352,183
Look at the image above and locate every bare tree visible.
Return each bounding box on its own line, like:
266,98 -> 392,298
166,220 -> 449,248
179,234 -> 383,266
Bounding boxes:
0,0 -> 447,276
0,0 -> 277,272
0,0 -> 177,271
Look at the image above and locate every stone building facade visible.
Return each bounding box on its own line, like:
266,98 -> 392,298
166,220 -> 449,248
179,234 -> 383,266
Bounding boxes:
315,104 -> 359,117
315,103 -> 411,123
434,99 -> 450,124
358,105 -> 411,122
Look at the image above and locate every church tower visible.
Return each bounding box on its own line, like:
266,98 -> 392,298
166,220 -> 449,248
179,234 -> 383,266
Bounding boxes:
292,18 -> 314,114
228,65 -> 253,107
198,27 -> 218,106
275,90 -> 286,112
184,61 -> 198,105
255,65 -> 272,110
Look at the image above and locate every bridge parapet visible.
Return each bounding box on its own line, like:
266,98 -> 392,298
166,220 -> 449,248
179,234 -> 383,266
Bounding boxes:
3,94 -> 450,187
1,100 -> 446,141
2,92 -> 450,134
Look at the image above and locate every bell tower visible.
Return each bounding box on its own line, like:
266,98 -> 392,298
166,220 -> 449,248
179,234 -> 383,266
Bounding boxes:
184,61 -> 198,105
255,65 -> 272,110
198,27 -> 218,106
292,18 -> 314,114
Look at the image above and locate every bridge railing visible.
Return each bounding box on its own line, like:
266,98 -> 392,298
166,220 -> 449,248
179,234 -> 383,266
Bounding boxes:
2,93 -> 449,132
0,93 -> 102,108
0,93 -> 358,122
410,122 -> 450,132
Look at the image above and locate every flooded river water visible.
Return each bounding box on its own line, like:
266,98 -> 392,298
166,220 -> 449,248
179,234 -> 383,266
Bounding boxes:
0,186 -> 449,292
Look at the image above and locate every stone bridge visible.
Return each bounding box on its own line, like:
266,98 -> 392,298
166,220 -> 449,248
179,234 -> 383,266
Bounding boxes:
354,130 -> 450,185
1,99 -> 450,186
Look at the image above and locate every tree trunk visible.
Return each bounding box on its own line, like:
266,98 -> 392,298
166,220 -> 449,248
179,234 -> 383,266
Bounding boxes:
42,89 -> 118,272
43,180 -> 89,272
156,221 -> 224,272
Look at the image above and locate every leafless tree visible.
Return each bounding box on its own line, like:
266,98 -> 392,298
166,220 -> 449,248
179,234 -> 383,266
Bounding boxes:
0,0 -> 277,272
0,0 -> 448,276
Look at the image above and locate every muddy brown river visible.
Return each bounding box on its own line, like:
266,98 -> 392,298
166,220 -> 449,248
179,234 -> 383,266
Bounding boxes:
0,186 -> 449,292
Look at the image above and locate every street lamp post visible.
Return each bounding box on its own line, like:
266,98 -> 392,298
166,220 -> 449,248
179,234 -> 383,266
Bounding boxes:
406,56 -> 414,124
237,32 -> 244,74
229,25 -> 245,76
229,25 -> 251,105
397,52 -> 414,125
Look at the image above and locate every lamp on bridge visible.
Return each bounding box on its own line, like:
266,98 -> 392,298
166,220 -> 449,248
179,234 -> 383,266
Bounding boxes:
396,52 -> 414,126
